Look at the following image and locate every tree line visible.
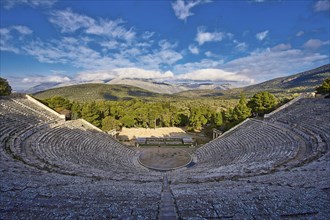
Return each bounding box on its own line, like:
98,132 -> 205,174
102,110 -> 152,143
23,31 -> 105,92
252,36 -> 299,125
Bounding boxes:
2,76 -> 328,135
40,91 -> 278,133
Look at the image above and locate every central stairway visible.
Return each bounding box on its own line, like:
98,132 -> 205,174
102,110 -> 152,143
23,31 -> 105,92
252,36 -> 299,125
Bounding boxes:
159,173 -> 178,220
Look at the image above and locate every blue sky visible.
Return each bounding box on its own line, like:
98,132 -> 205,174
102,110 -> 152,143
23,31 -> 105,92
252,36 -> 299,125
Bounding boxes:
1,0 -> 329,91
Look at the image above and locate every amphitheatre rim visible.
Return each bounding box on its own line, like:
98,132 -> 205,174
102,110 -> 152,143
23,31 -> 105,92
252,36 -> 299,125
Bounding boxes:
137,148 -> 193,171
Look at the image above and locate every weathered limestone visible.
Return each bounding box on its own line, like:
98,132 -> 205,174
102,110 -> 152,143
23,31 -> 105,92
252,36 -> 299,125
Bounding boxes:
158,174 -> 178,220
1,97 -> 329,219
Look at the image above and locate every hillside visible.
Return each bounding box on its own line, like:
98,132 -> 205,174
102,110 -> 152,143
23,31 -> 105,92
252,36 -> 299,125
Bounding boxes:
107,78 -> 188,94
178,64 -> 330,98
33,83 -> 166,101
239,64 -> 330,95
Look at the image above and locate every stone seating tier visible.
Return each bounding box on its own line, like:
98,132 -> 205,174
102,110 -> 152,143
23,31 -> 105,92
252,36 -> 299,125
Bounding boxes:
1,97 -> 329,218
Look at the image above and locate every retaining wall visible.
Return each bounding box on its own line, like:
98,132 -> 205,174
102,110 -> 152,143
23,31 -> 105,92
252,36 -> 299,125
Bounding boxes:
25,95 -> 66,120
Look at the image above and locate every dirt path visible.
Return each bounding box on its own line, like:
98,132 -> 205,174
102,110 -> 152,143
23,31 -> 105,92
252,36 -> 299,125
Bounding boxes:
118,127 -> 190,140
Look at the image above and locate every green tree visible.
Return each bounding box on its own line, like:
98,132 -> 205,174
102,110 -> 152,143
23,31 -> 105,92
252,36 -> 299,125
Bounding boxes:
224,108 -> 235,122
81,102 -> 101,127
213,112 -> 223,127
102,116 -> 121,131
71,102 -> 82,120
96,101 -> 111,118
148,109 -> 158,128
135,107 -> 149,128
0,77 -> 12,96
45,96 -> 72,112
120,115 -> 135,128
160,108 -> 172,127
316,78 -> 330,95
248,91 -> 277,116
232,94 -> 251,121
189,107 -> 207,131
173,112 -> 189,127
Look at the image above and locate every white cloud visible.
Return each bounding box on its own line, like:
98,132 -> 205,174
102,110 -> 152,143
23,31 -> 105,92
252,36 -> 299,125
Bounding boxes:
22,37 -> 124,70
158,39 -> 177,50
76,71 -> 116,82
173,58 -> 224,74
0,25 -> 33,53
234,40 -> 248,51
0,28 -> 13,48
224,47 -> 328,82
0,44 -> 20,54
195,27 -> 226,45
49,8 -> 94,33
271,43 -> 291,51
86,19 -> 135,41
76,68 -> 174,81
12,26 -> 33,35
314,0 -> 330,11
121,48 -> 142,56
177,68 -> 254,83
139,49 -> 183,69
3,0 -> 57,9
22,75 -> 71,84
49,9 -> 135,41
205,51 -> 216,57
100,40 -> 119,50
188,44 -> 199,54
171,0 -> 210,21
22,38 -> 75,64
142,31 -> 155,40
256,30 -> 269,41
14,29 -> 181,72
0,28 -> 10,36
0,25 -> 33,37
296,31 -> 304,37
303,39 -> 330,50
114,68 -> 174,79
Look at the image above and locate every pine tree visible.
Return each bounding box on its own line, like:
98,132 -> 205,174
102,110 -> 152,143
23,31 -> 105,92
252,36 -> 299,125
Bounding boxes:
102,116 -> 121,131
248,91 -> 277,116
81,102 -> 101,127
71,102 -> 82,120
0,77 -> 12,96
120,115 -> 136,128
316,78 -> 330,95
213,112 -> 223,127
232,94 -> 251,121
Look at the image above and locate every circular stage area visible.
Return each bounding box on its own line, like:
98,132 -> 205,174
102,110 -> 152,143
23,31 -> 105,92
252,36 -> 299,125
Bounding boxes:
138,148 -> 192,171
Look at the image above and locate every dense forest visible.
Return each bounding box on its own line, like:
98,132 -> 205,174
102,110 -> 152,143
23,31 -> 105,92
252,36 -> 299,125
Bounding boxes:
38,91 -> 281,135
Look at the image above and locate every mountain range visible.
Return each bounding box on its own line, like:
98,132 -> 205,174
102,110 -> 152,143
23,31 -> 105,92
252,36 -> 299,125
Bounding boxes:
31,64 -> 329,99
26,78 -> 233,94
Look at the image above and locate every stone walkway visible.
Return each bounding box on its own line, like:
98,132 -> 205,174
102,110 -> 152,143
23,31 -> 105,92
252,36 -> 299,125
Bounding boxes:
158,173 -> 178,220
